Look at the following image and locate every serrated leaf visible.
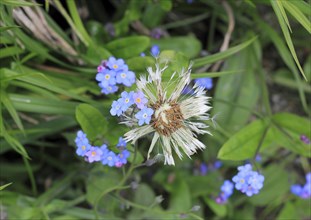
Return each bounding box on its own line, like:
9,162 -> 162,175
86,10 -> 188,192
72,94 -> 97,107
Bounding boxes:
75,104 -> 108,141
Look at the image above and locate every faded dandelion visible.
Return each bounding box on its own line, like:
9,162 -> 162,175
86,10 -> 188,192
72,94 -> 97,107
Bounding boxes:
123,61 -> 212,165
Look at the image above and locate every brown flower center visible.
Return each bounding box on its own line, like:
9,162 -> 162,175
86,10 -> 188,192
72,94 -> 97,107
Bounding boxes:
151,101 -> 184,136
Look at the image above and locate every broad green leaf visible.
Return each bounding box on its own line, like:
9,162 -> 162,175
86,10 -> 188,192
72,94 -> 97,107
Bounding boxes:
271,0 -> 307,81
169,179 -> 191,212
272,112 -> 309,136
142,3 -> 166,28
203,197 -> 227,217
127,145 -> 144,164
217,118 -> 271,161
0,182 -> 12,190
249,165 -> 290,206
127,56 -> 155,73
86,169 -> 121,205
134,184 -> 156,206
106,36 -> 150,58
271,112 -> 310,157
276,202 -> 297,220
212,39 -> 261,132
75,104 -> 108,141
193,36 -> 257,68
151,36 -> 202,58
186,174 -> 220,198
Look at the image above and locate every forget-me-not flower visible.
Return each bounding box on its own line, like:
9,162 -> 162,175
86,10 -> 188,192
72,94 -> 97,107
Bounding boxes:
133,91 -> 148,109
135,108 -> 154,126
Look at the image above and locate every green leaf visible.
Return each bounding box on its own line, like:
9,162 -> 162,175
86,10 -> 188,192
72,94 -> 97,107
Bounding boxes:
283,0 -> 311,34
86,169 -> 121,205
66,0 -> 92,46
0,46 -> 24,59
203,197 -> 227,217
0,182 -> 12,190
151,36 -> 202,58
276,202 -> 297,220
127,56 -> 155,73
133,184 -> 156,206
169,179 -> 191,212
106,36 -> 150,58
193,36 -> 257,68
1,0 -> 40,6
255,18 -> 309,114
75,104 -> 108,141
249,165 -> 290,206
0,26 -> 20,32
1,91 -> 23,131
218,118 -> 271,161
271,112 -> 310,157
271,0 -> 307,81
212,39 -> 261,132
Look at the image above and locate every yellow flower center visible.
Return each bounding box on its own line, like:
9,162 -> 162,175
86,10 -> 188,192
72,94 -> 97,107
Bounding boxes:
91,151 -> 96,156
121,73 -> 126,78
82,145 -> 86,150
105,74 -> 110,80
136,98 -> 141,103
113,64 -> 118,69
125,98 -> 129,103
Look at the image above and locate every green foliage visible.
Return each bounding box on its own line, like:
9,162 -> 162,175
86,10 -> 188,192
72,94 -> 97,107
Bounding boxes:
1,0 -> 310,220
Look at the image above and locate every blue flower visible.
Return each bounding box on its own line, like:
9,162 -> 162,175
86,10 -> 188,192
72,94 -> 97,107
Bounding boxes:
151,45 -> 160,56
110,99 -> 124,116
133,91 -> 148,109
116,69 -> 136,87
232,164 -> 264,197
135,108 -> 154,126
221,180 -> 234,197
200,163 -> 208,175
194,78 -> 213,90
119,91 -> 134,111
214,160 -> 223,169
100,144 -> 109,155
85,146 -> 103,163
75,130 -> 91,156
102,151 -> 117,167
140,52 -> 146,57
96,69 -> 116,88
117,137 -> 127,148
216,180 -> 234,204
181,86 -> 194,95
291,184 -> 303,196
117,149 -> 130,165
291,173 -> 311,199
107,57 -> 126,72
100,84 -> 118,95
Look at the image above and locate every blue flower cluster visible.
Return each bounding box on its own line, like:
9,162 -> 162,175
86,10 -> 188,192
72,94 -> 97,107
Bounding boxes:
110,90 -> 154,126
96,57 -> 135,95
291,173 -> 311,199
75,131 -> 130,167
215,180 -> 234,204
232,164 -> 265,197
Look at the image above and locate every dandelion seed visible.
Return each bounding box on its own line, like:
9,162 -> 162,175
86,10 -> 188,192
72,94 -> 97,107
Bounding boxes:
123,62 -> 212,165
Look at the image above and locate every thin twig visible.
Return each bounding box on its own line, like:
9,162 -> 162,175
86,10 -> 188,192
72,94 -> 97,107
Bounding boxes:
211,0 -> 235,72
